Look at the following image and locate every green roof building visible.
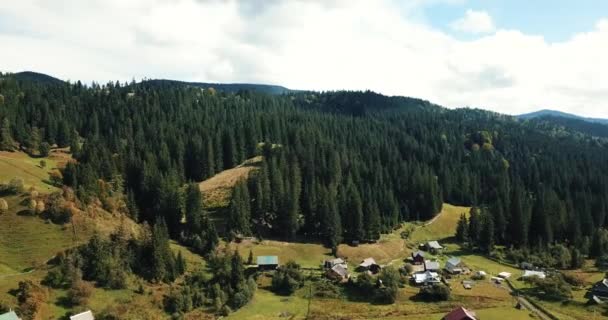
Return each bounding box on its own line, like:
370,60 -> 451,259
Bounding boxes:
256,255 -> 279,270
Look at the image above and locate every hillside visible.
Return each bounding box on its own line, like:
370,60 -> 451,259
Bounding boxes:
141,79 -> 295,94
518,109 -> 608,124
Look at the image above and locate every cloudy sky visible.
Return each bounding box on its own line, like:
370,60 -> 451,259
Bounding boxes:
1,0 -> 607,117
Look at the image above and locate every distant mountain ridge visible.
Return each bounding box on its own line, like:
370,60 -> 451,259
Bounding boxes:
518,109 -> 608,125
141,79 -> 296,95
12,71 -> 64,84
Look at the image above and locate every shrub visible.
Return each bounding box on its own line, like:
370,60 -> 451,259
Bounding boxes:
271,261 -> 304,295
67,280 -> 94,306
313,280 -> 341,299
418,284 -> 450,301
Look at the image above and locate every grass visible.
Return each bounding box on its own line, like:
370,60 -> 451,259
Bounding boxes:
0,149 -> 70,193
227,288 -> 309,320
199,156 -> 262,209
407,203 -> 469,244
0,195 -> 75,274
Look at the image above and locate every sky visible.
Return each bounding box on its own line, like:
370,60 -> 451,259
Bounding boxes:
1,0 -> 607,118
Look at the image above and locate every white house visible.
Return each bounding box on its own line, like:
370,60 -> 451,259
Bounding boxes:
413,271 -> 441,285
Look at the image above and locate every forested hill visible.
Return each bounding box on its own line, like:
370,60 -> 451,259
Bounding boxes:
142,79 -> 295,95
1,73 -> 607,256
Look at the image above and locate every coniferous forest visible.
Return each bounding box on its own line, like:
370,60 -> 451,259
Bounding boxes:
1,72 -> 608,258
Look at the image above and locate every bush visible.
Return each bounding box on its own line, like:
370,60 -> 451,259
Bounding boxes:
562,273 -> 585,287
313,280 -> 342,299
271,261 -> 304,295
418,284 -> 450,301
67,280 -> 93,306
524,274 -> 572,301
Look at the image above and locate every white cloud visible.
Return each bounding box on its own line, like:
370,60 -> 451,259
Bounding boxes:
450,9 -> 496,34
0,1 -> 607,118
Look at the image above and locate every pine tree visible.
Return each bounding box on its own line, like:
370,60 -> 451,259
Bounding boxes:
479,210 -> 495,254
468,207 -> 481,247
455,213 -> 468,243
0,118 -> 15,151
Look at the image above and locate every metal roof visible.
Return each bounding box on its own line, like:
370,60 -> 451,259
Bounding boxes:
70,310 -> 94,320
257,256 -> 279,265
0,311 -> 20,320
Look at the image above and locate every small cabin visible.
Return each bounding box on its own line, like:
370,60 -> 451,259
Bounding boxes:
445,257 -> 464,274
425,241 -> 443,253
412,251 -> 425,265
326,264 -> 350,282
257,256 -> 279,270
324,258 -> 347,269
358,258 -> 381,274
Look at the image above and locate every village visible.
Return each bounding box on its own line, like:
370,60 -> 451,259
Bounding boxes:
240,238 -> 608,320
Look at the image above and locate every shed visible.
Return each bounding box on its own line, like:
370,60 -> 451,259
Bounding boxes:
358,258 -> 381,273
591,278 -> 608,298
412,251 -> 425,264
324,258 -> 347,269
425,241 -> 444,253
498,272 -> 511,279
522,270 -> 546,279
326,264 -> 350,282
445,257 -> 464,274
70,310 -> 94,320
0,311 -> 21,320
442,306 -> 477,320
424,260 -> 440,271
475,271 -> 487,277
257,256 -> 279,270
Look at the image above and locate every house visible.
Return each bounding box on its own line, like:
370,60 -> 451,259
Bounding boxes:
413,271 -> 441,285
70,310 -> 94,320
442,306 -> 478,320
0,311 -> 21,320
425,241 -> 444,253
475,271 -> 487,277
358,258 -> 381,273
522,270 -> 546,279
412,251 -> 425,265
498,272 -> 512,279
257,256 -> 279,270
324,258 -> 347,269
591,278 -> 608,298
326,264 -> 350,282
490,276 -> 504,283
445,257 -> 464,274
424,260 -> 440,272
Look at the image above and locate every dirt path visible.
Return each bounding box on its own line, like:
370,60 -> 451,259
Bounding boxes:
423,211 -> 443,226
504,281 -> 555,320
0,268 -> 35,279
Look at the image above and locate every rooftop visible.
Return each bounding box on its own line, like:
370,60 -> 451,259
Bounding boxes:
257,256 -> 279,265
0,311 -> 20,320
427,241 -> 443,249
70,310 -> 94,320
443,306 -> 477,320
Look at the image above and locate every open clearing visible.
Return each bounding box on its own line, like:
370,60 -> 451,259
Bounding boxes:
199,156 -> 262,209
0,149 -> 71,193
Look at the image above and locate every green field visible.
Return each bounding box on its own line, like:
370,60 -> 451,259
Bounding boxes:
0,195 -> 74,274
0,150 -> 67,193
